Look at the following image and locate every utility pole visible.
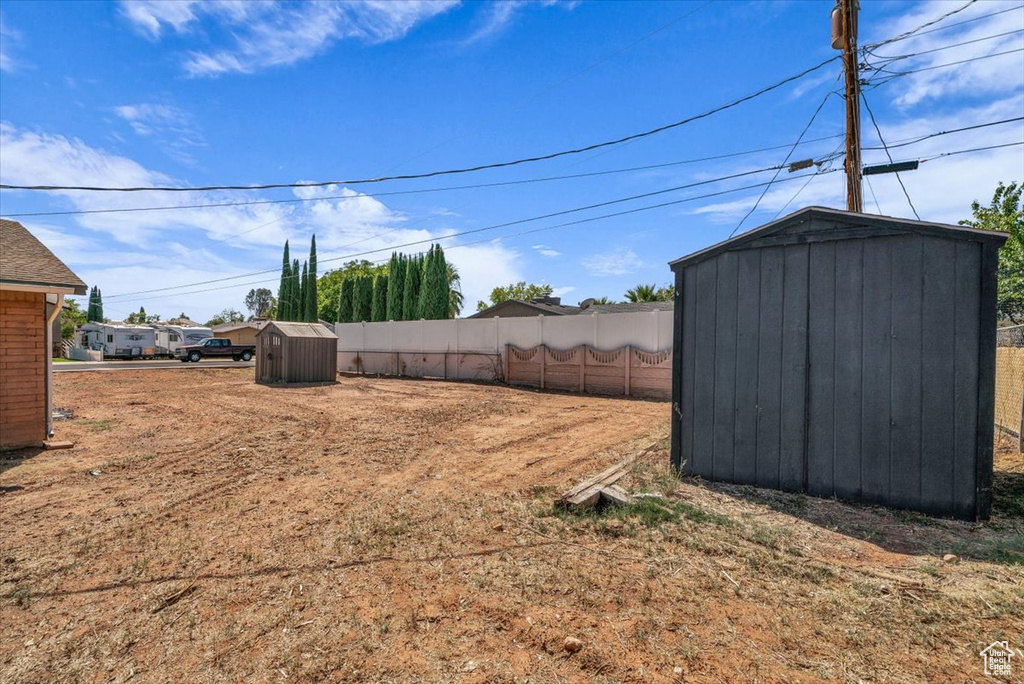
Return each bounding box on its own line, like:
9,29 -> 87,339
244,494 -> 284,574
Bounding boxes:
833,0 -> 863,213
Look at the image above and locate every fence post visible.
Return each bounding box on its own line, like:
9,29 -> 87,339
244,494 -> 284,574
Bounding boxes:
624,345 -> 631,396
503,343 -> 509,383
581,345 -> 587,393
1019,384 -> 1023,453
540,344 -> 546,390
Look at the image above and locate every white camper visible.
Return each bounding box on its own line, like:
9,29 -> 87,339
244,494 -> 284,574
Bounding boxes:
154,325 -> 213,356
79,322 -> 157,359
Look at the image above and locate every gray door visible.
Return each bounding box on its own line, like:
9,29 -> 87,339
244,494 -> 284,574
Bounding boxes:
263,333 -> 283,381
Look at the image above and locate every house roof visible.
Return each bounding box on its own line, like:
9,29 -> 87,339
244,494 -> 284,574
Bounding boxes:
669,206 -> 1008,271
469,299 -> 582,318
581,301 -> 674,314
259,321 -> 338,339
211,320 -> 266,333
0,219 -> 87,294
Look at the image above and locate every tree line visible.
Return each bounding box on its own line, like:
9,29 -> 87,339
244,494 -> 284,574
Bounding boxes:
336,245 -> 452,323
275,236 -> 319,322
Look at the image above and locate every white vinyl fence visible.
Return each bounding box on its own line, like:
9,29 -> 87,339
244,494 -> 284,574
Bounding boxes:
336,310 -> 673,383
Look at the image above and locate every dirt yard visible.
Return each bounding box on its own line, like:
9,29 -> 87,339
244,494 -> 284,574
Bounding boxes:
1,368 -> 1022,683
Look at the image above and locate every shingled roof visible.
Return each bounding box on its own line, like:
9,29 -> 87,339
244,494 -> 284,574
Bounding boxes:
0,219 -> 87,294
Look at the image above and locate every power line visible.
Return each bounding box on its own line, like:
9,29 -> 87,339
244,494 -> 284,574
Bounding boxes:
919,140 -> 1024,162
862,2 -> 1023,50
864,47 -> 1024,84
102,163 -> 797,299
107,169 -> 840,306
0,56 -> 840,194
862,0 -> 977,51
729,87 -> 837,238
865,28 -> 1024,63
2,134 -> 845,218
861,92 -> 920,220
773,139 -> 846,221
862,116 -> 1024,151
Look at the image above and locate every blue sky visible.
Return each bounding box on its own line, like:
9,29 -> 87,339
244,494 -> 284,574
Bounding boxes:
1,0 -> 1022,322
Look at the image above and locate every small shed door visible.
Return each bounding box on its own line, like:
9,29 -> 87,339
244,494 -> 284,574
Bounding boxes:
263,333 -> 283,382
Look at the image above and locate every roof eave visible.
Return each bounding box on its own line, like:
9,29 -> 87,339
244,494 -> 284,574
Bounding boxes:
0,280 -> 88,295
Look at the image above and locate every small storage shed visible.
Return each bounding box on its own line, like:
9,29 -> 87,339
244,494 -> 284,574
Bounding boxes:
669,207 -> 1006,520
256,322 -> 337,384
1,219 -> 87,449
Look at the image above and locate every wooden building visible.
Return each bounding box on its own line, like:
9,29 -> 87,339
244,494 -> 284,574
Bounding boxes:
212,320 -> 266,346
1,219 -> 87,450
256,322 -> 337,384
669,207 -> 1006,520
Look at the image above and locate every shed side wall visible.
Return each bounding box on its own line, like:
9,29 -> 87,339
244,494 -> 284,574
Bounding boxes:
674,230 -> 986,519
0,291 -> 47,449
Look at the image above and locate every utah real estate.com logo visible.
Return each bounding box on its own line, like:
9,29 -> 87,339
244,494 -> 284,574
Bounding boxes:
980,641 -> 1015,677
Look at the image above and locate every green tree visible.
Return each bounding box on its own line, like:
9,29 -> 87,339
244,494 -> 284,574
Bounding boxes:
277,240 -> 291,321
403,254 -> 422,320
244,288 -> 275,319
386,253 -> 404,321
289,258 -> 301,321
204,308 -> 244,327
371,274 -> 389,322
624,283 -> 673,303
353,275 -> 373,322
60,299 -> 86,341
126,306 -> 161,324
447,261 -> 464,318
306,235 -> 318,323
298,261 -> 309,322
337,278 -> 355,323
961,181 -> 1024,324
418,245 -> 450,319
476,282 -> 553,312
318,259 -> 386,323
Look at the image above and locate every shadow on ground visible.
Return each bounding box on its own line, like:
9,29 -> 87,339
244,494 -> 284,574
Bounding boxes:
697,470 -> 1024,566
0,448 -> 44,477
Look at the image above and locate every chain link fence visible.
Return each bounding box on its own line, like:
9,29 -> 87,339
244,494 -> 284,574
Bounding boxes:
995,324 -> 1024,452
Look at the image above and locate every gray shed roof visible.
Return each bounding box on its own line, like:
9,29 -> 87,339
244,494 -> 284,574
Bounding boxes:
669,206 -> 1007,270
258,322 -> 338,339
0,218 -> 88,294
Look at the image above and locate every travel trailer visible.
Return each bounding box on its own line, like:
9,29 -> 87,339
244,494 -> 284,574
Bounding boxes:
79,322 -> 157,359
154,324 -> 213,357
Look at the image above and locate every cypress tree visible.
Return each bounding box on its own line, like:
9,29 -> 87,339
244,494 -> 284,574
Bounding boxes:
277,240 -> 291,321
402,254 -> 421,320
433,245 -> 450,319
86,286 -> 97,322
385,253 -> 403,321
299,261 -> 308,322
371,274 -> 388,322
338,278 -> 354,323
354,276 -> 373,322
290,259 -> 301,321
306,235 -> 318,322
96,288 -> 104,322
417,246 -> 434,320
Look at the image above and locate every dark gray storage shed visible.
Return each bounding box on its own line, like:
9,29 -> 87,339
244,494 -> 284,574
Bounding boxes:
669,207 -> 1006,520
256,322 -> 338,384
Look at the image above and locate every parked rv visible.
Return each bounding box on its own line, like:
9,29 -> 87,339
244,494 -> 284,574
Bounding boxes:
79,322 -> 157,359
154,325 -> 213,357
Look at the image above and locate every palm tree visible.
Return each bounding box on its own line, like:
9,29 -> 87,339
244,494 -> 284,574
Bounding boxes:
447,262 -> 464,318
625,284 -> 658,303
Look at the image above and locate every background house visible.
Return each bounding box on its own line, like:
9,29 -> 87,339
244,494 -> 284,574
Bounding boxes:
470,295 -> 673,318
211,320 -> 266,346
0,219 -> 87,450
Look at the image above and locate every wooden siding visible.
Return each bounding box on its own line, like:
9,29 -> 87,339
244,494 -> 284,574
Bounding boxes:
673,227 -> 997,520
256,324 -> 336,384
0,290 -> 46,449
215,327 -> 259,346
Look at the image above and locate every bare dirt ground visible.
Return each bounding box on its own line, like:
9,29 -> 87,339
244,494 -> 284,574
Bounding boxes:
1,368 -> 1022,683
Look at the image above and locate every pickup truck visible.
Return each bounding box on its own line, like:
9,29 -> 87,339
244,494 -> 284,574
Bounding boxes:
177,338 -> 255,363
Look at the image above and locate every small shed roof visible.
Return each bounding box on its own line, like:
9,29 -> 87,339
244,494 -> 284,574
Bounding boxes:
258,322 -> 338,339
669,206 -> 1007,270
0,219 -> 87,294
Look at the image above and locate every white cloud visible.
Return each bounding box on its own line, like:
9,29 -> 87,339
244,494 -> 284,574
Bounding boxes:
581,248 -> 645,276
445,240 -> 522,314
863,1 -> 1024,108
119,0 -> 458,76
550,285 -> 576,299
114,103 -> 206,165
532,243 -> 560,257
0,13 -> 23,72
